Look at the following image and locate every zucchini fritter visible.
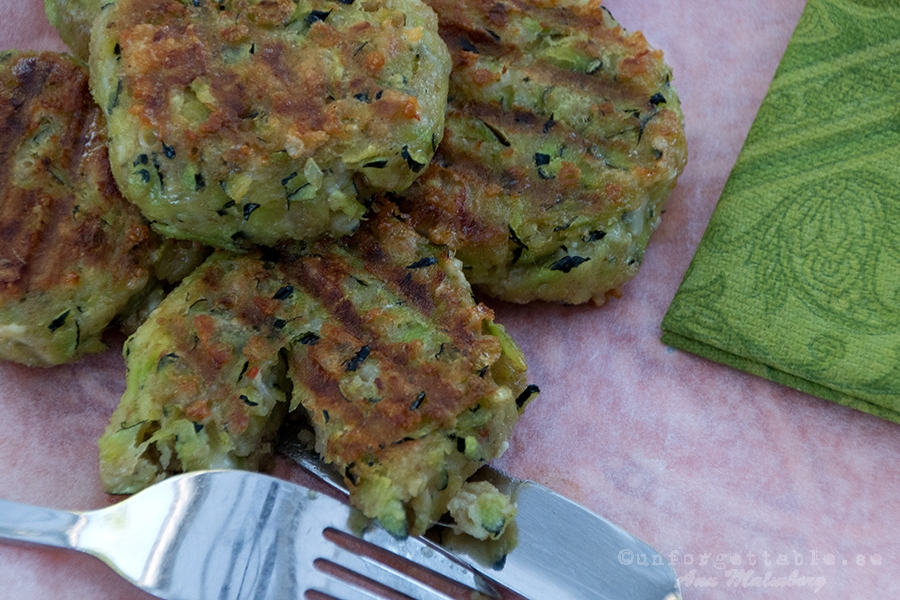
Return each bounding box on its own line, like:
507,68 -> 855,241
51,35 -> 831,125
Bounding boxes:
0,51 -> 161,366
284,202 -> 530,536
397,0 -> 687,304
90,0 -> 451,249
100,200 -> 532,537
44,0 -> 100,60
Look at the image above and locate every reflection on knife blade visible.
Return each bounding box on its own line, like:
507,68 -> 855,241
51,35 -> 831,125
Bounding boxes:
278,439 -> 682,600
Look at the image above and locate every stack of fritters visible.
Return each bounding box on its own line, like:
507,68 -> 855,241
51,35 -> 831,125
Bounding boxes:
1,0 -> 686,537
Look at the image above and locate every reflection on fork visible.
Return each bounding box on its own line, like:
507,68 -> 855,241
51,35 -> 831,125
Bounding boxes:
0,470 -> 505,600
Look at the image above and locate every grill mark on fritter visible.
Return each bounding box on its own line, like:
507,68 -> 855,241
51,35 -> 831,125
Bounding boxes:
0,56 -> 52,276
292,318 -> 466,463
520,59 -> 655,112
438,0 -> 611,31
30,188 -> 94,291
410,157 -> 614,258
448,53 -> 635,109
288,253 -> 370,342
272,233 -> 444,353
283,236 -> 440,365
172,257 -> 288,386
366,253 -> 440,320
299,335 -> 493,463
0,54 -> 127,293
449,56 -> 659,134
0,56 -> 46,150
276,209 -> 499,462
407,161 -> 506,247
399,161 -> 507,248
0,189 -> 50,287
353,223 -> 492,357
453,102 -> 642,193
434,0 -> 672,148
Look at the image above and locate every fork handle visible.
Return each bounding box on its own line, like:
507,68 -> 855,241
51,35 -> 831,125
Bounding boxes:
0,499 -> 79,550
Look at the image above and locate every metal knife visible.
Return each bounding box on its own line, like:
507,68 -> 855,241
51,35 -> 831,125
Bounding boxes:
278,440 -> 681,600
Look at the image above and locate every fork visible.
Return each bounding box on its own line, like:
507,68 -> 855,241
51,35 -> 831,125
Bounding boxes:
0,470 -> 502,600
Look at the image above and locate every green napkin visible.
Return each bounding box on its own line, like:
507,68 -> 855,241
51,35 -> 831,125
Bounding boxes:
661,0 -> 900,423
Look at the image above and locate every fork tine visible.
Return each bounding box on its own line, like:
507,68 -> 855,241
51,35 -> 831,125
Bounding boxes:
352,526 -> 501,598
306,572 -> 407,600
315,532 -> 458,600
280,441 -> 502,598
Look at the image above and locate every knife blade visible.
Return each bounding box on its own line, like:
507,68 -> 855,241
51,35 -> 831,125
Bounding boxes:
278,439 -> 682,600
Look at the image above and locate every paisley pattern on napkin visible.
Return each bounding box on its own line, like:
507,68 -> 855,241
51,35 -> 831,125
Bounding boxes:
661,0 -> 900,422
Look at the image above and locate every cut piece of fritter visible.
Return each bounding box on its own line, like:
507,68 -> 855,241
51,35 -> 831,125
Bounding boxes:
396,0 -> 687,305
0,50 -> 161,367
44,0 -> 100,60
98,249 -> 293,493
90,0 -> 451,250
99,200 -> 533,537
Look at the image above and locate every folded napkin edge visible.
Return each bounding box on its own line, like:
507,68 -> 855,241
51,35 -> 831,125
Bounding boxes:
659,330 -> 900,426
